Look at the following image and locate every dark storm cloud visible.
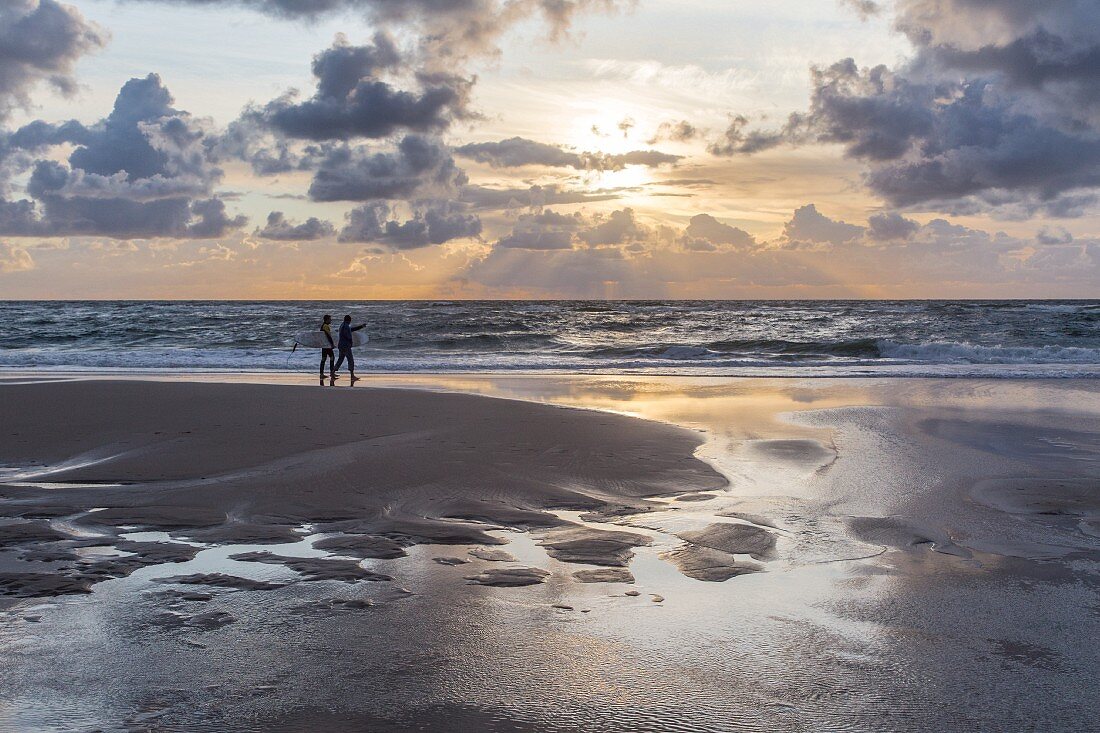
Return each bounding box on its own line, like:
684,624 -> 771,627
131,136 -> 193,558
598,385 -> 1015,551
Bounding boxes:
455,137 -> 582,168
713,0 -> 1100,217
0,74 -> 245,239
246,36 -> 473,142
454,136 -> 680,170
338,199 -> 481,248
255,211 -> 336,241
307,134 -> 467,202
0,1 -> 108,121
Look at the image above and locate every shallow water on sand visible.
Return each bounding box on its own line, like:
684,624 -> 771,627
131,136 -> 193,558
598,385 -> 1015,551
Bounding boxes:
1,375 -> 1098,731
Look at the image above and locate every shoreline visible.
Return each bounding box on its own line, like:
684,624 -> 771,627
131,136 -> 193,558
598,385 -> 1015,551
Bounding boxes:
4,364 -> 1100,379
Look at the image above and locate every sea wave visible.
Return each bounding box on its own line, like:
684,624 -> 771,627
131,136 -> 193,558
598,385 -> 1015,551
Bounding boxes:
1,300 -> 1098,378
876,340 -> 1100,364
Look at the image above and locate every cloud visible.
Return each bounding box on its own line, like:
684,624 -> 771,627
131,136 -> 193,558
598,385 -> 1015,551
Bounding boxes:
839,0 -> 880,20
868,212 -> 920,241
0,74 -> 245,239
256,211 -> 336,241
339,199 -> 481,249
308,135 -> 467,202
1036,226 -> 1074,245
707,115 -> 786,156
454,136 -> 680,170
487,207 -> 651,254
496,210 -> 583,250
463,203 -> 1100,297
0,242 -> 34,273
0,1 -> 108,121
609,150 -> 681,168
460,183 -> 623,210
783,204 -> 864,245
497,229 -> 575,250
577,208 -> 646,245
456,137 -> 581,168
647,120 -> 698,145
246,35 -> 473,143
679,213 -> 754,250
123,0 -> 630,68
712,0 -> 1100,217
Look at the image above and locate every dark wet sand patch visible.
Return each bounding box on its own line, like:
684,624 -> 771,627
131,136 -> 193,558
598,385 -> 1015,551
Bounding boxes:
662,545 -> 763,582
465,567 -> 550,587
678,523 -> 777,561
538,526 -> 651,567
154,573 -> 286,591
848,516 -> 972,558
468,547 -> 517,562
0,381 -> 723,595
183,522 -> 302,545
674,493 -> 718,502
970,478 -> 1100,519
580,503 -> 655,523
0,521 -> 71,546
0,572 -> 95,598
312,534 -> 408,559
1,538 -> 202,599
228,552 -> 393,583
572,567 -> 634,583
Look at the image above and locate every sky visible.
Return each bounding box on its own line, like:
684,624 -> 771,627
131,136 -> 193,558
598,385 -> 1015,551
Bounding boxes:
0,0 -> 1098,299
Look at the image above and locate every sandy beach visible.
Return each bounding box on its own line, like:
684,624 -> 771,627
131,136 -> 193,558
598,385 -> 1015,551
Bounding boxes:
1,375 -> 1098,731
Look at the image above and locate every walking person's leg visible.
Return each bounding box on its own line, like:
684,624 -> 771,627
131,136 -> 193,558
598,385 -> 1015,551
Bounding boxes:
334,347 -> 348,373
320,349 -> 333,376
347,350 -> 358,381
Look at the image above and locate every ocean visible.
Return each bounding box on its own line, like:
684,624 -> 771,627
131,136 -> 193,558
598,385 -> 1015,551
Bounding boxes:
1,300 -> 1099,378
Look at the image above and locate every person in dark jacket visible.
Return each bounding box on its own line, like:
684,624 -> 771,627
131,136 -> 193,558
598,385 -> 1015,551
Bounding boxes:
332,314 -> 366,382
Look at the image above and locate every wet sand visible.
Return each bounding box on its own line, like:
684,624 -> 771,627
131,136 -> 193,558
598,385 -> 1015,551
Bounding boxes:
1,375 -> 1098,731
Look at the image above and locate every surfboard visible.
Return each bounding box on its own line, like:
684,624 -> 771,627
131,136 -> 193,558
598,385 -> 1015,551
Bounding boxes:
294,329 -> 368,349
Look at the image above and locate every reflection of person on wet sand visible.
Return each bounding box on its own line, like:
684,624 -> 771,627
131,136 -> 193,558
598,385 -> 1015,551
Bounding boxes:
333,314 -> 366,383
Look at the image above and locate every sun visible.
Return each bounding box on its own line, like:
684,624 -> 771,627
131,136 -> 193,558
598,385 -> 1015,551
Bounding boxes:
591,164 -> 652,191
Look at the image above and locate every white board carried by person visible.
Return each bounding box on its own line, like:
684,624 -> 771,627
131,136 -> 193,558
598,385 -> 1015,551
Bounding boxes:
293,313 -> 368,382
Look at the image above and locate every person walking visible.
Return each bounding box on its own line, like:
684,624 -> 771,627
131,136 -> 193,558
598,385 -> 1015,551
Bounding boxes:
333,314 -> 367,382
319,314 -> 336,379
